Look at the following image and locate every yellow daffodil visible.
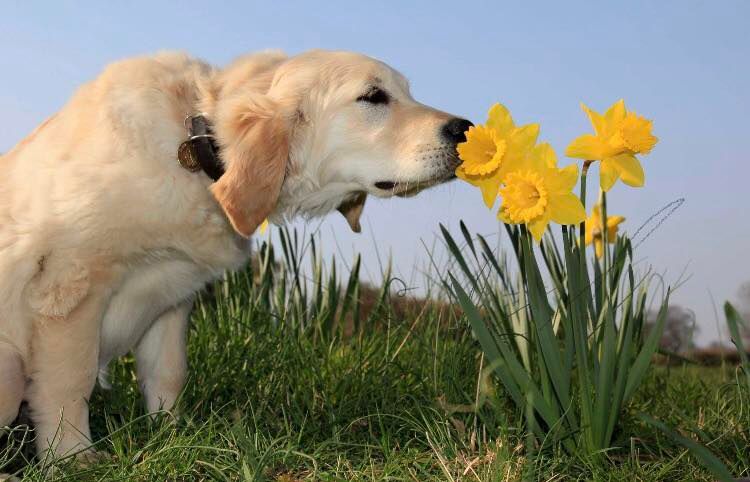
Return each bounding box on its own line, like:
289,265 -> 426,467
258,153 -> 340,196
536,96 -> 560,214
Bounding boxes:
565,100 -> 657,191
457,103 -> 540,208
584,203 -> 625,258
498,143 -> 585,241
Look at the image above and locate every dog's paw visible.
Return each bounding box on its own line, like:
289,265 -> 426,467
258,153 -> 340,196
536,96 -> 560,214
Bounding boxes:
74,448 -> 109,467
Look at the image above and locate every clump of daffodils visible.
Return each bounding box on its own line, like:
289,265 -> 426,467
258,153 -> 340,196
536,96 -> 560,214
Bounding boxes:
455,100 -> 657,253
445,100 -> 664,457
456,103 -> 584,242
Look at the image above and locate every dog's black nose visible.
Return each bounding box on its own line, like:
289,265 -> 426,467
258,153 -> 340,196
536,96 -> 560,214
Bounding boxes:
441,118 -> 474,144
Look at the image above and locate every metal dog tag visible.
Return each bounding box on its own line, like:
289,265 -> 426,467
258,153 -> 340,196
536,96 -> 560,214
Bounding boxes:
177,140 -> 201,172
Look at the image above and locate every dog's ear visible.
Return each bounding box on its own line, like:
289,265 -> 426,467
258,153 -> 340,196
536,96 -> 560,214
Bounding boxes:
337,192 -> 367,233
211,95 -> 289,237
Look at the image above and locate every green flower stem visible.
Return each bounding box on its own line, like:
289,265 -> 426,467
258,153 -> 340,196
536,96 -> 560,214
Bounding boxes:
579,161 -> 594,264
600,189 -> 609,298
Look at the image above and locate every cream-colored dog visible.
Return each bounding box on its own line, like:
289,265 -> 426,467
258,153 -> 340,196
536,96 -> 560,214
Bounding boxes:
0,50 -> 470,459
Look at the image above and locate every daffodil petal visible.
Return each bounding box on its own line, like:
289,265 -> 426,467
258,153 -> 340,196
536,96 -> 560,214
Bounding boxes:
584,228 -> 594,245
510,123 -> 540,152
497,207 -> 512,224
565,134 -> 606,160
548,193 -> 586,225
608,153 -> 645,187
594,239 -> 603,258
581,102 -> 606,136
606,215 -> 625,228
496,152 -> 524,180
546,164 -> 579,193
599,159 -> 620,192
589,205 -> 601,225
604,99 -> 626,125
457,168 -> 502,208
527,213 -> 550,242
486,103 -> 514,135
536,142 -> 557,168
606,225 -> 620,242
524,146 -> 547,172
524,143 -> 557,172
456,165 -> 481,185
473,173 -> 504,208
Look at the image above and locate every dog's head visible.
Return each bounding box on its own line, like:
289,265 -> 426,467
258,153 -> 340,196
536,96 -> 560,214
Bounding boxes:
205,50 -> 471,237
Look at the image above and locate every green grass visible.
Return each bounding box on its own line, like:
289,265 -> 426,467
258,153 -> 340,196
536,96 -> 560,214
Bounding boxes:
1,248 -> 749,480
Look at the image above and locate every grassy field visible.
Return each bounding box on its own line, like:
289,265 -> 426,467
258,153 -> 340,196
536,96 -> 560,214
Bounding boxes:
1,247 -> 748,481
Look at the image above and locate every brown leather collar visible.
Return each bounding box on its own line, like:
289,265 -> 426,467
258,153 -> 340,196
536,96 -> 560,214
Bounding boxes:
177,114 -> 225,181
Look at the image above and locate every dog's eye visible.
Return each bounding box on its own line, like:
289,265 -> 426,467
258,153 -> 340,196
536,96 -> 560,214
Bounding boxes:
357,87 -> 389,105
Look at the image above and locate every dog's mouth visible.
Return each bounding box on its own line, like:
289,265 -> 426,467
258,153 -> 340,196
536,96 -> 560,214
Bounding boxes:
374,181 -> 398,190
374,171 -> 457,198
373,148 -> 461,197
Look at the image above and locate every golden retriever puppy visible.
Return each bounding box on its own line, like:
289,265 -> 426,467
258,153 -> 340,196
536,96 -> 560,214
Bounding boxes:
0,50 -> 471,459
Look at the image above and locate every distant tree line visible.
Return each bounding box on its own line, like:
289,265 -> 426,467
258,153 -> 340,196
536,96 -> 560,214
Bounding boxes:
646,305 -> 698,354
644,280 -> 750,363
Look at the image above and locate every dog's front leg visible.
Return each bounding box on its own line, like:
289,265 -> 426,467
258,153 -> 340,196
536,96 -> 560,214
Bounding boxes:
25,263 -> 107,461
135,299 -> 192,414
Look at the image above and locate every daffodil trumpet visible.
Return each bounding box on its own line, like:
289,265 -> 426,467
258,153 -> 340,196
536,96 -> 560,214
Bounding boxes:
456,103 -> 540,208
497,143 -> 585,242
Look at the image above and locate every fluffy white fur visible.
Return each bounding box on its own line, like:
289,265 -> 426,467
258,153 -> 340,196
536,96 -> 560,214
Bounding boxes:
0,49 -> 464,460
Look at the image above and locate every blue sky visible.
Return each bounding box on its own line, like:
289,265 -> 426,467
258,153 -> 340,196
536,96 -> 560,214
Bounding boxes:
2,1 -> 748,344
